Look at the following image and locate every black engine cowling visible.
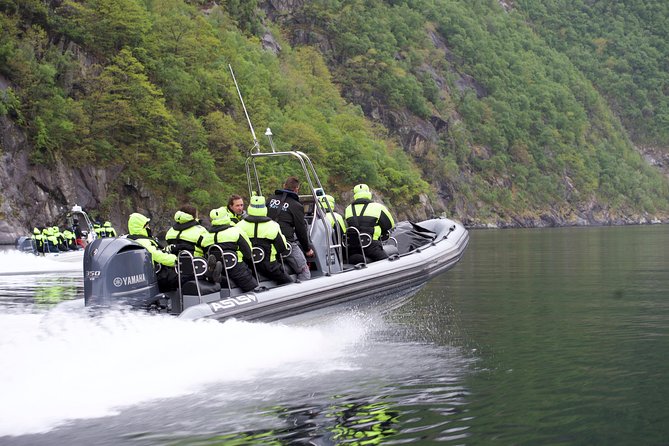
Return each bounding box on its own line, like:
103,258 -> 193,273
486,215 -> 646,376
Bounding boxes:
84,237 -> 161,308
16,236 -> 36,253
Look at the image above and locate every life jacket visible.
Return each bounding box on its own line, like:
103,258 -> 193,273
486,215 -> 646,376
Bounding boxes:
127,212 -> 177,267
236,216 -> 286,262
165,211 -> 208,257
344,198 -> 395,240
103,221 -> 116,237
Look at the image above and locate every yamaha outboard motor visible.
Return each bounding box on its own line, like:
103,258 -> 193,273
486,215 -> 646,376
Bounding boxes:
15,236 -> 36,253
84,238 -> 161,308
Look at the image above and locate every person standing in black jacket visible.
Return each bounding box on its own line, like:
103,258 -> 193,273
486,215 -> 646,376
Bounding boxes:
267,176 -> 313,280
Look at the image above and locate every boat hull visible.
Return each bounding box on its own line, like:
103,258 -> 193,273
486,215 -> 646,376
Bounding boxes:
178,218 -> 468,322
44,250 -> 84,263
0,250 -> 84,276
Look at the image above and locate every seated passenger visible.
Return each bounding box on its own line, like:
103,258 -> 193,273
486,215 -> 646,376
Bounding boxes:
103,221 -> 117,237
61,227 -> 78,250
319,194 -> 346,240
237,196 -> 293,285
127,212 -> 179,292
53,226 -> 67,251
94,221 -> 106,238
203,207 -> 258,292
226,194 -> 246,224
43,227 -> 60,253
31,227 -> 45,253
165,204 -> 219,282
344,184 -> 395,263
165,204 -> 208,258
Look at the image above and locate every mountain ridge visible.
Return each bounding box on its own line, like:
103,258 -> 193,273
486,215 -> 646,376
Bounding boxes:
1,0 -> 668,243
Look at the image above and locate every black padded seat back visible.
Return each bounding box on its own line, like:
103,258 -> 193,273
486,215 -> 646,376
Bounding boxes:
344,227 -> 371,248
182,280 -> 220,296
177,251 -> 207,277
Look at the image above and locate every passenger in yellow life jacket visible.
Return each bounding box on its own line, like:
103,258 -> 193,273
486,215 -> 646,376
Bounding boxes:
344,184 -> 395,263
202,207 -> 258,292
319,194 -> 346,239
94,222 -> 106,238
31,227 -> 44,253
43,227 -> 60,253
61,228 -> 78,250
40,227 -> 50,253
165,204 -> 208,258
226,194 -> 246,224
52,226 -> 67,251
127,212 -> 179,292
103,221 -> 117,237
236,196 -> 293,285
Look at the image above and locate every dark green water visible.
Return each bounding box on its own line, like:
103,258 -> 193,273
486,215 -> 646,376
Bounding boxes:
2,226 -> 668,445
405,225 -> 669,445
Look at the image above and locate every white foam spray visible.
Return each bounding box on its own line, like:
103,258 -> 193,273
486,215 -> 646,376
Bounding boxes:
0,307 -> 373,436
0,250 -> 81,275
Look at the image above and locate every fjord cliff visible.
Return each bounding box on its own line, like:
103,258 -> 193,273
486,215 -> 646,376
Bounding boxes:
1,0 -> 668,243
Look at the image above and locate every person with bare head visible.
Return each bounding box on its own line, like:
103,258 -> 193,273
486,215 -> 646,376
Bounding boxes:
226,194 -> 246,224
267,176 -> 313,281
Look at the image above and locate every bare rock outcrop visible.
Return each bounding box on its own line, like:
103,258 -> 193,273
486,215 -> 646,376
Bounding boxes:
0,115 -> 111,243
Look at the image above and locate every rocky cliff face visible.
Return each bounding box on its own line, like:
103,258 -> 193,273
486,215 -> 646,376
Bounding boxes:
1,3 -> 666,245
257,0 -> 669,229
0,115 -> 112,244
0,112 -> 175,243
0,72 -> 120,243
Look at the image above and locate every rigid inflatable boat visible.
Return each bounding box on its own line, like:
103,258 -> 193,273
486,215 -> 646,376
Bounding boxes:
83,147 -> 468,323
84,73 -> 467,322
2,206 -> 97,275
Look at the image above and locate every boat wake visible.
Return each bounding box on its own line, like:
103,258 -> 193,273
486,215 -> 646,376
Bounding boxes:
0,250 -> 82,276
0,305 -> 376,437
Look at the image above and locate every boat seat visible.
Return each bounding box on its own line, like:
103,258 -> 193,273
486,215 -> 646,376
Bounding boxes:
279,242 -> 297,275
383,244 -> 400,257
181,279 -> 220,296
248,246 -> 297,289
177,251 -> 220,299
207,245 -> 242,295
342,262 -> 367,271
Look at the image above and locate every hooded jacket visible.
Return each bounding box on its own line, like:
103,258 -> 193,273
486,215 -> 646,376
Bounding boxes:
202,207 -> 254,262
127,213 -> 176,267
267,189 -> 310,252
344,185 -> 395,240
319,195 -> 347,233
237,196 -> 289,262
103,221 -> 117,237
165,210 -> 208,257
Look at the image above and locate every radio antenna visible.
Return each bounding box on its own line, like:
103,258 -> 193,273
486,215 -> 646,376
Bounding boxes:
229,64 -> 259,152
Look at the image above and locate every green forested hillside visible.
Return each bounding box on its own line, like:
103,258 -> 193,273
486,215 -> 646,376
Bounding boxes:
0,0 -> 428,217
287,0 -> 669,219
516,0 -> 669,146
0,0 -> 668,226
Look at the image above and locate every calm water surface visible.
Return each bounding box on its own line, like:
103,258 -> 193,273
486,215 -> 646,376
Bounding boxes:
1,225 -> 668,445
